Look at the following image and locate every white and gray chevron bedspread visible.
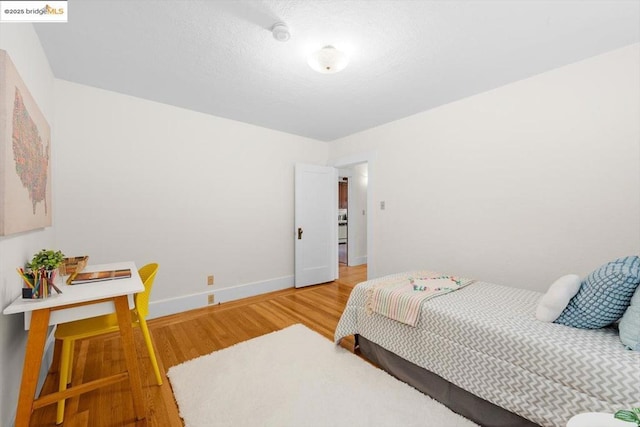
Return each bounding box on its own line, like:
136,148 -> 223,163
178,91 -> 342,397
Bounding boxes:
334,273 -> 640,427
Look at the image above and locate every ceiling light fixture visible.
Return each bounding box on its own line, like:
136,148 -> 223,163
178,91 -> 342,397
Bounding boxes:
308,45 -> 349,74
271,22 -> 290,42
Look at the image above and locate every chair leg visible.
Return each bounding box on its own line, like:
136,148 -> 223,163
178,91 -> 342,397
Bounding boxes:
139,317 -> 163,385
56,339 -> 72,424
66,339 -> 75,385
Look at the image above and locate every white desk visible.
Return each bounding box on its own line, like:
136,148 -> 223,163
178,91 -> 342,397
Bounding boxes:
3,261 -> 146,427
5,262 -> 140,329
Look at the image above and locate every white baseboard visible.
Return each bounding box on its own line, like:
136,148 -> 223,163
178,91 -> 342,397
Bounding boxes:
148,275 -> 294,319
349,255 -> 367,267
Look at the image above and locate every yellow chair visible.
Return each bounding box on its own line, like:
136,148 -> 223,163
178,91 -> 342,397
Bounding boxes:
54,263 -> 163,424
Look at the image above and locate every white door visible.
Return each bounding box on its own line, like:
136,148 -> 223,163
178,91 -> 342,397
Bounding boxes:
295,163 -> 337,288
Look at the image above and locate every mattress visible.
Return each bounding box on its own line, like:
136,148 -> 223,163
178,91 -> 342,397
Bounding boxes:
334,272 -> 640,427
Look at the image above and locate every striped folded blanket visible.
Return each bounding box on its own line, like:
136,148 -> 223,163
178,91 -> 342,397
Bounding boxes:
366,271 -> 475,326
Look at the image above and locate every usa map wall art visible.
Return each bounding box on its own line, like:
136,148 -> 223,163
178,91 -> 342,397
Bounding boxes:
0,49 -> 52,236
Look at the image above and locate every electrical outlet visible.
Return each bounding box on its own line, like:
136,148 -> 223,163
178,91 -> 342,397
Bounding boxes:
208,294 -> 215,304
207,275 -> 214,286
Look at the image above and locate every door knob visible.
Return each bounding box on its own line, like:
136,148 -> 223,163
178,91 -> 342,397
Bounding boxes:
297,227 -> 303,240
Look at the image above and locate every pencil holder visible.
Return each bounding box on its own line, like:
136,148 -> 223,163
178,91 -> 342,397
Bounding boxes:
21,285 -> 51,299
17,268 -> 57,299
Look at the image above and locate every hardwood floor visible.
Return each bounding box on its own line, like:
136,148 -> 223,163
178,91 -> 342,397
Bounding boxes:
338,243 -> 347,264
30,265 -> 366,426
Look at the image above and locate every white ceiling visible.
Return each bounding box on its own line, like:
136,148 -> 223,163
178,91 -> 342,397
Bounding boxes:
34,0 -> 640,141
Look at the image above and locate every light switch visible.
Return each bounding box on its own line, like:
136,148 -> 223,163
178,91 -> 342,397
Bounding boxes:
380,201 -> 385,210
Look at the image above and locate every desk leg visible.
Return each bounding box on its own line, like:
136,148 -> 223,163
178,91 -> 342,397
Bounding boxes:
15,308 -> 50,427
113,296 -> 145,421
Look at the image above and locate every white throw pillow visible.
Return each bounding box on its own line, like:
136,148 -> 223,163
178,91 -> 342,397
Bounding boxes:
536,274 -> 582,322
619,286 -> 640,350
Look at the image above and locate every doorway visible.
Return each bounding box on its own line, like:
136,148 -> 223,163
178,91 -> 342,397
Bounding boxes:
336,162 -> 368,277
338,177 -> 348,265
294,154 -> 374,287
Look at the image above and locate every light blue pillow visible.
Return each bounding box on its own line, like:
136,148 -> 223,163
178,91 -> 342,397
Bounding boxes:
619,286 -> 640,351
554,256 -> 640,329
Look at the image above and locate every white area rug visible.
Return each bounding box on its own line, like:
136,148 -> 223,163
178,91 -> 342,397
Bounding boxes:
167,324 -> 478,427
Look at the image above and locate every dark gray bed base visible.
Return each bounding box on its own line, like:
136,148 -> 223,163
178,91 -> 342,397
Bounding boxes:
356,335 -> 541,427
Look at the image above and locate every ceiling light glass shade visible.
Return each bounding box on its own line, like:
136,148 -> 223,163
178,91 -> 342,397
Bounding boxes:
308,45 -> 349,74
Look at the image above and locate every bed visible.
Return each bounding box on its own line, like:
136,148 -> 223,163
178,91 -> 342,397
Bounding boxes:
334,271 -> 640,427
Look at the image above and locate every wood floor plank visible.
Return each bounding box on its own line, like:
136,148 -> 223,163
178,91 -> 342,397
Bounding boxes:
29,264 -> 366,426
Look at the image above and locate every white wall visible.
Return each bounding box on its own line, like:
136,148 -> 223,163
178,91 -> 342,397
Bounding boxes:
0,23 -> 55,426
329,44 -> 640,292
53,80 -> 328,315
